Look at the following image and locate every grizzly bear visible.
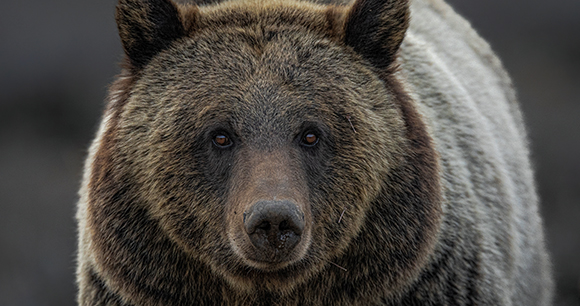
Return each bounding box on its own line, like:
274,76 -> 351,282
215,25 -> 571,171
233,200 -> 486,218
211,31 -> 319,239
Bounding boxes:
76,0 -> 553,304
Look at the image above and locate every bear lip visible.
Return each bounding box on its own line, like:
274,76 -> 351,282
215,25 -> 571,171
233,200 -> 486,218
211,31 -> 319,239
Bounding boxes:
255,233 -> 300,260
229,222 -> 312,270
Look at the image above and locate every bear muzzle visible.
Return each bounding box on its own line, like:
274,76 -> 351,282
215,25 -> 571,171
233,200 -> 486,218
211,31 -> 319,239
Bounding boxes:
243,200 -> 305,263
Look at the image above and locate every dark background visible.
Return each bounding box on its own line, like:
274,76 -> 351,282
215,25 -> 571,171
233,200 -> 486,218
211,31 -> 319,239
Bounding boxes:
0,0 -> 578,305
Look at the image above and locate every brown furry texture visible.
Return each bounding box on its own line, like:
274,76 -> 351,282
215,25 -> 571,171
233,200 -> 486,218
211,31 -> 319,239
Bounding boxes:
76,0 -> 552,305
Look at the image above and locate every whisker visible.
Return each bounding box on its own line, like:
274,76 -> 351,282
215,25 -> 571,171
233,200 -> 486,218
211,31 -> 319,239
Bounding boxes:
329,261 -> 348,271
338,207 -> 346,223
346,115 -> 357,133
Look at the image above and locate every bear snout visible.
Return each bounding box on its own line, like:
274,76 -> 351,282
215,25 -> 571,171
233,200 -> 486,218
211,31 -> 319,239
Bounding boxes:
243,200 -> 304,262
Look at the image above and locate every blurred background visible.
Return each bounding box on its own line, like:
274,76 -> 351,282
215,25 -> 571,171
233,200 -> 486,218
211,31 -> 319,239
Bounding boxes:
0,0 -> 578,305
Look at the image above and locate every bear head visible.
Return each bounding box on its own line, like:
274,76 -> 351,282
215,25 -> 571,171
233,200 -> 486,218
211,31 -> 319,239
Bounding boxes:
85,0 -> 441,300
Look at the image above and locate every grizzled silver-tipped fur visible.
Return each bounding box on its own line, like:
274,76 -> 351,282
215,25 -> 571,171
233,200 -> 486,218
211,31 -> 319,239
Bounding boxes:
77,0 -> 553,304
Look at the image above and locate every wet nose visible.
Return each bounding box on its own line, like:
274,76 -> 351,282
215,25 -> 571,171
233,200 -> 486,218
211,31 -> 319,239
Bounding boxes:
243,200 -> 304,260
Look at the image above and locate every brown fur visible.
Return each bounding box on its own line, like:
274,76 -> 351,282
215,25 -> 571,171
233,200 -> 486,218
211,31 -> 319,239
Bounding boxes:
77,0 -> 551,304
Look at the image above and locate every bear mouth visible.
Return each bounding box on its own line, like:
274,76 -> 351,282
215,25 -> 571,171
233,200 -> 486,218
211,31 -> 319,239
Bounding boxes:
246,231 -> 302,263
235,232 -> 312,271
228,223 -> 313,271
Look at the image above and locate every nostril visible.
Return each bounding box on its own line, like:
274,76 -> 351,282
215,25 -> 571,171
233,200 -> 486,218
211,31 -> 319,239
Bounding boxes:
279,220 -> 289,231
257,221 -> 271,232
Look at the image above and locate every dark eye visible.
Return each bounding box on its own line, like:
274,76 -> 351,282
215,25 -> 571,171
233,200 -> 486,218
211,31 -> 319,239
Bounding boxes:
213,134 -> 232,148
302,132 -> 319,147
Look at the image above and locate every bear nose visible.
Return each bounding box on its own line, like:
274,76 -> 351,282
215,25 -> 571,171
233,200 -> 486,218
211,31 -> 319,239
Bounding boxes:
243,200 -> 304,261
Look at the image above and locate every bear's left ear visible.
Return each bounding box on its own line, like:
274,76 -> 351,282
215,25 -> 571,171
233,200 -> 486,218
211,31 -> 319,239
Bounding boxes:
116,0 -> 188,71
343,0 -> 409,70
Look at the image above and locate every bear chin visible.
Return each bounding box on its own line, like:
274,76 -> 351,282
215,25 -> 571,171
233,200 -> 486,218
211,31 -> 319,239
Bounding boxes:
216,256 -> 319,294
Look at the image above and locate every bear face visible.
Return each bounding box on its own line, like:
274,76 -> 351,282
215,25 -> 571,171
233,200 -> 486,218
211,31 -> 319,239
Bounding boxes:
79,0 -> 451,304
114,6 -> 414,290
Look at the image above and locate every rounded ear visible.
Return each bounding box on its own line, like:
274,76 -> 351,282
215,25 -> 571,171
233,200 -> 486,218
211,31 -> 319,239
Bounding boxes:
116,0 -> 189,70
343,0 -> 409,70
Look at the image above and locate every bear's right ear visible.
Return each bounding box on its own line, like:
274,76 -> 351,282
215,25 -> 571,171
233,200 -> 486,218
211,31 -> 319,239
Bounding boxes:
116,0 -> 189,70
343,0 -> 409,71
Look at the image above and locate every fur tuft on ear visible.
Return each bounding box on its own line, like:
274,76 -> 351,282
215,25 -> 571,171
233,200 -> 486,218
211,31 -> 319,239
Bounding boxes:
116,0 -> 187,70
344,0 -> 409,70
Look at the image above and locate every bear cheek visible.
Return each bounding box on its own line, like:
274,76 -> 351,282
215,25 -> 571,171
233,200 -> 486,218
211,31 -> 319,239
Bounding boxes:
224,150 -> 313,270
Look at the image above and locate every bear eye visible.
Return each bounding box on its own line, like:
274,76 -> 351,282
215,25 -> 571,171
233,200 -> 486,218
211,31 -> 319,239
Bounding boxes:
213,134 -> 232,148
302,132 -> 319,147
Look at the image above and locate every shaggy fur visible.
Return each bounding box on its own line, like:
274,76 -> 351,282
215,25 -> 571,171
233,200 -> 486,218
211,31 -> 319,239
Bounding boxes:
76,0 -> 553,305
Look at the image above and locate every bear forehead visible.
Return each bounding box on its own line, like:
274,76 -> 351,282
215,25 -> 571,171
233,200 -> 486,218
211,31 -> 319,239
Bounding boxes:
135,27 -> 380,134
